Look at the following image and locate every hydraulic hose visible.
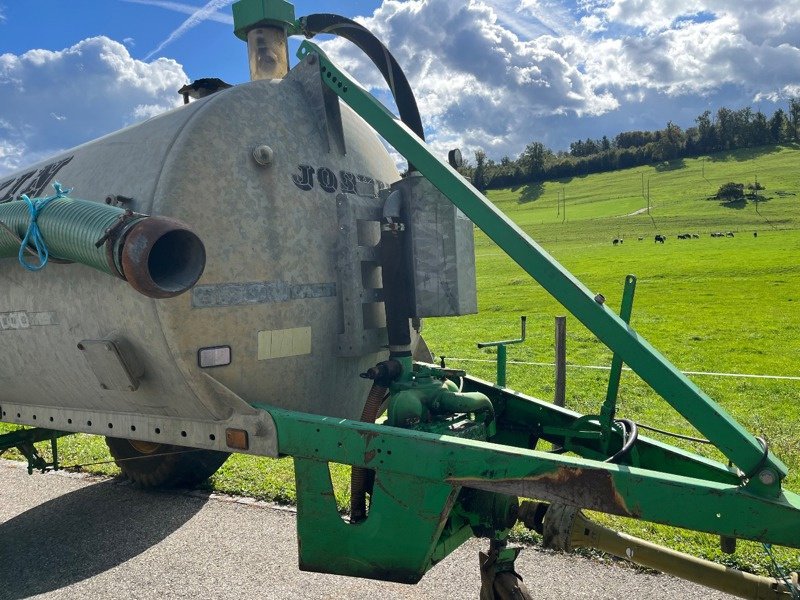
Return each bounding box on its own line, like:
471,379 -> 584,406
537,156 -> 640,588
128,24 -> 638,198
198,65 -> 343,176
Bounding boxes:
350,381 -> 388,523
0,196 -> 205,298
300,13 -> 424,170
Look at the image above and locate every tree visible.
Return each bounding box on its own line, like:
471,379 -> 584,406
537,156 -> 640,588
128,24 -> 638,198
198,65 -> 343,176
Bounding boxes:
789,98 -> 800,141
750,111 -> 770,146
695,110 -> 715,153
519,142 -> 550,181
716,182 -> 744,201
653,121 -> 684,161
473,150 -> 487,191
715,107 -> 736,150
769,108 -> 790,143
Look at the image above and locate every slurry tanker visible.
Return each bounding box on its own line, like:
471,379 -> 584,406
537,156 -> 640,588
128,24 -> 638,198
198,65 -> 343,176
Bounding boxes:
1,2 -> 798,597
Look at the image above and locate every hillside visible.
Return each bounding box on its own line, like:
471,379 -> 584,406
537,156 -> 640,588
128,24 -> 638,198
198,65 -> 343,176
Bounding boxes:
424,143 -> 800,571
483,144 -> 800,246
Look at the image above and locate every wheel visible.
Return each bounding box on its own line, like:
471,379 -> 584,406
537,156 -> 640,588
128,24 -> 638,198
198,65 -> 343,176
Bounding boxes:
105,437 -> 229,488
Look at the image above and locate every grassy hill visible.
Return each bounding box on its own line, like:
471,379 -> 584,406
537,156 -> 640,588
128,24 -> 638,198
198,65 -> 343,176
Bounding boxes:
423,143 -> 800,572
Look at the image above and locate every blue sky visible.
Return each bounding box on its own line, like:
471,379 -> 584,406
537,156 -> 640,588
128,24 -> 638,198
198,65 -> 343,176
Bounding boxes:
1,0 -> 799,175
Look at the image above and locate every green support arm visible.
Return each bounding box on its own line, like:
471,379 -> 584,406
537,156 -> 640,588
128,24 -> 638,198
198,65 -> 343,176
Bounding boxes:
263,405 -> 800,550
295,41 -> 787,494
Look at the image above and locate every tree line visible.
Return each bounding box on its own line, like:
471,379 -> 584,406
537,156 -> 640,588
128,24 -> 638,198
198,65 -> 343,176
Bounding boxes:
468,99 -> 800,191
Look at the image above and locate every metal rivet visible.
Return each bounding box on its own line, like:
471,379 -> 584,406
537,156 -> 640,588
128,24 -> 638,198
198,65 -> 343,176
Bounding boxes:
306,53 -> 317,65
252,144 -> 274,166
594,294 -> 606,304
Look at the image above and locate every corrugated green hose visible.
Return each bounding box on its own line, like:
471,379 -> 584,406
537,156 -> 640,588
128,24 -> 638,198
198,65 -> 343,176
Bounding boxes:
0,197 -> 137,275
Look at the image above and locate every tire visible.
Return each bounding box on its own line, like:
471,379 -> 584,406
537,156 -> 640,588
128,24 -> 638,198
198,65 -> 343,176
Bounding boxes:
105,437 -> 229,488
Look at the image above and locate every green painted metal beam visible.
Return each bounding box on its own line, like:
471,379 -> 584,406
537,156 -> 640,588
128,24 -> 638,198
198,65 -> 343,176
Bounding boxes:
461,376 -> 741,486
263,405 -> 800,549
295,41 -> 787,491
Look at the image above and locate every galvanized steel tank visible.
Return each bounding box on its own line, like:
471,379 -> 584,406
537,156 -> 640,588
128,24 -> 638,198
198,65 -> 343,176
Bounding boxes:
0,60 -> 402,449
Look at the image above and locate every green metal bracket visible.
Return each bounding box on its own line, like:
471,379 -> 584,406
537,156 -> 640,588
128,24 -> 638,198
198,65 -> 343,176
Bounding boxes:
262,403 -> 800,551
0,427 -> 72,474
600,274 -> 637,451
477,316 -> 526,388
295,40 -> 786,496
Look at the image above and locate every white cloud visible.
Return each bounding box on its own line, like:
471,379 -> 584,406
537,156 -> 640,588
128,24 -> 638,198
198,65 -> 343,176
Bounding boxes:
315,0 -> 800,160
320,0 -> 617,160
0,36 -> 188,175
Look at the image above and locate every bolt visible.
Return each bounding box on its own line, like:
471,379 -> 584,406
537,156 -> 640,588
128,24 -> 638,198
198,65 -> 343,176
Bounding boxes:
758,469 -> 777,486
252,144 -> 274,166
594,293 -> 606,305
306,53 -> 317,65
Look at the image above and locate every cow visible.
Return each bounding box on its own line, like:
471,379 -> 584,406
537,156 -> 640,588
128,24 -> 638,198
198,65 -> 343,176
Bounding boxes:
677,233 -> 690,239
711,232 -> 724,238
613,238 -> 623,245
754,231 -> 758,238
638,236 -> 644,241
655,234 -> 666,243
692,234 -> 700,239
726,231 -> 735,237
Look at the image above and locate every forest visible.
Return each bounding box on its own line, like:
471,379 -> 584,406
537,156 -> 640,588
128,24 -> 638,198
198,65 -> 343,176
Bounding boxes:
469,99 -> 800,191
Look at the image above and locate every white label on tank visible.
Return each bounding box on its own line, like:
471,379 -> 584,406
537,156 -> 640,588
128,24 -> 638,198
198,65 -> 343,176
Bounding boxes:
0,311 -> 30,330
0,311 -> 58,331
258,327 -> 312,360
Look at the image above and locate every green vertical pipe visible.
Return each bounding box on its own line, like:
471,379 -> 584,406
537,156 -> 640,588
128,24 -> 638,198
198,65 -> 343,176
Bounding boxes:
497,344 -> 507,388
299,41 -> 787,485
601,276 -> 637,418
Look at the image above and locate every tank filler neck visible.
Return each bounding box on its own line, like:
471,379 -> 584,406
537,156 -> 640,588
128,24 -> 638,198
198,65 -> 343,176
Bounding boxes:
232,0 -> 298,81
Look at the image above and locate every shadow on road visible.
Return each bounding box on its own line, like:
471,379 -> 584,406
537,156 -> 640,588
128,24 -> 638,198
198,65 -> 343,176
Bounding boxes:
0,480 -> 205,600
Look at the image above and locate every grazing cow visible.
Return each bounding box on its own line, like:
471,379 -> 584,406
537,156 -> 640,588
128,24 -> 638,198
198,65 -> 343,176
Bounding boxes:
655,234 -> 666,243
613,238 -> 623,245
726,231 -> 735,237
638,236 -> 644,241
677,233 -> 690,239
754,231 -> 758,238
692,234 -> 700,239
711,232 -> 723,238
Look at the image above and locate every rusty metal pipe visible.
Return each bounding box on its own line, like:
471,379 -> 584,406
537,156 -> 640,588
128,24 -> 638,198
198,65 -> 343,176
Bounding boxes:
522,502 -> 797,600
117,216 -> 206,299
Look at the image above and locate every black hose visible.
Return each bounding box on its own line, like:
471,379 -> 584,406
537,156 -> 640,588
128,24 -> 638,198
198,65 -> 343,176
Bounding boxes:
604,418 -> 638,464
300,13 -> 424,170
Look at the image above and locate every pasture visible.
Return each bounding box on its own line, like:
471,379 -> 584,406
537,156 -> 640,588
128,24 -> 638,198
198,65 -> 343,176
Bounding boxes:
1,144 -> 798,574
424,144 -> 800,572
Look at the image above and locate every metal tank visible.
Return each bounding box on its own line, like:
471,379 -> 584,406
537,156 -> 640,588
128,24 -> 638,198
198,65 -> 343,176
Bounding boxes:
0,55 -> 406,457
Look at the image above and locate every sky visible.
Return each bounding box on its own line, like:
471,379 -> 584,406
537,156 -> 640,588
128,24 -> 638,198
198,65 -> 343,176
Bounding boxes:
1,0 -> 799,176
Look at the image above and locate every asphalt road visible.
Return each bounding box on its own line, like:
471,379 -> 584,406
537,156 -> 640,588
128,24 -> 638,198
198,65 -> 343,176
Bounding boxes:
0,459 -> 735,599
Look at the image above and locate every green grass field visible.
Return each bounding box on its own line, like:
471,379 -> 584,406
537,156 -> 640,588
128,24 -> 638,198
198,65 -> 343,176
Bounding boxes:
2,144 -> 799,576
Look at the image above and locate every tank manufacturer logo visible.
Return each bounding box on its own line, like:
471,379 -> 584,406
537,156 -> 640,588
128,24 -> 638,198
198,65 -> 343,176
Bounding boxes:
292,165 -> 387,198
0,156 -> 73,202
0,311 -> 58,331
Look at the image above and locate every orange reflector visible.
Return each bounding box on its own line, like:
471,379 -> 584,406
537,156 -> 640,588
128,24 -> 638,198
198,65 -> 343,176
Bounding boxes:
225,428 -> 249,450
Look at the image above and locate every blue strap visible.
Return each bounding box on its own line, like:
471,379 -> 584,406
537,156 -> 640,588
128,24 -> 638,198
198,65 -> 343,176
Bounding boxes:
18,181 -> 72,272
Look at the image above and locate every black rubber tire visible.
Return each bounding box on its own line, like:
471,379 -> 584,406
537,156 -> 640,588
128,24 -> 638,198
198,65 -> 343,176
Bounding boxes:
105,437 -> 229,488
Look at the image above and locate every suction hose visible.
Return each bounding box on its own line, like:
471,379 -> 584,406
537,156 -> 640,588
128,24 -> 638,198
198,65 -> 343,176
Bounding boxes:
0,196 -> 205,299
300,13 -> 424,171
